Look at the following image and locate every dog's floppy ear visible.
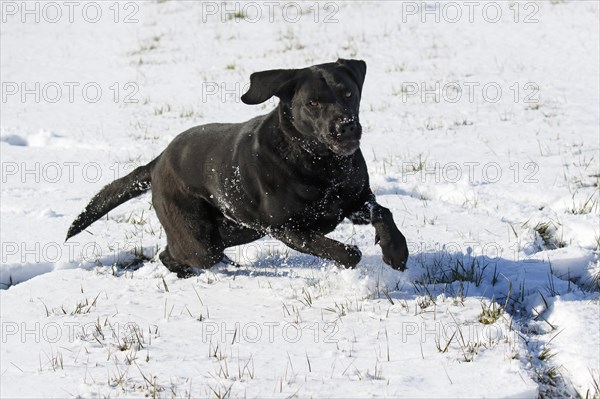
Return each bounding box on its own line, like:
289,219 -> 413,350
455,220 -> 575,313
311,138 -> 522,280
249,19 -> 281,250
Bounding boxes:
336,59 -> 367,92
241,69 -> 299,105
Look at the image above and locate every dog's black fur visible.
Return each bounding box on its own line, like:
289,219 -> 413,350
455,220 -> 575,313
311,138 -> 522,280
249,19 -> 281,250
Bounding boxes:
66,59 -> 409,277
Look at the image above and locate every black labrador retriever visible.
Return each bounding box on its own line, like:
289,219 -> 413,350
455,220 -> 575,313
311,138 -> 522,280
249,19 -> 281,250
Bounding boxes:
66,59 -> 409,277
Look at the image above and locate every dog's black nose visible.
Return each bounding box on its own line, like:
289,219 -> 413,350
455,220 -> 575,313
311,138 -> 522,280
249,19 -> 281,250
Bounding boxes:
337,120 -> 358,135
335,117 -> 360,137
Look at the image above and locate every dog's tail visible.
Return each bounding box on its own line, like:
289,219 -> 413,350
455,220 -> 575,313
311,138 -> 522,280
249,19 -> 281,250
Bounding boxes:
65,158 -> 159,241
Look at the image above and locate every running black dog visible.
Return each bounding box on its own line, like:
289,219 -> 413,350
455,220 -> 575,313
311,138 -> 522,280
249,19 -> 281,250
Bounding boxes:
66,59 -> 409,277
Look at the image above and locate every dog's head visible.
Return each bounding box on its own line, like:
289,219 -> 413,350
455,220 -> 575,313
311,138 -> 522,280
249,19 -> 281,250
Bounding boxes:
241,59 -> 366,156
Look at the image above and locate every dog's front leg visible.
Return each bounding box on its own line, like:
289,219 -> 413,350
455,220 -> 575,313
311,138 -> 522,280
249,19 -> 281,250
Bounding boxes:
272,228 -> 362,268
350,198 -> 409,271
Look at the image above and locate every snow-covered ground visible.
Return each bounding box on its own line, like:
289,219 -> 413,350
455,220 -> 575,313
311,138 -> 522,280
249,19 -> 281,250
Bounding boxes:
1,1 -> 598,397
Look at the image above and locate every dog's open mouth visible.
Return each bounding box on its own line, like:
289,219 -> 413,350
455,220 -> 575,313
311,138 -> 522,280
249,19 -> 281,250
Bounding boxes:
326,118 -> 362,156
329,139 -> 360,156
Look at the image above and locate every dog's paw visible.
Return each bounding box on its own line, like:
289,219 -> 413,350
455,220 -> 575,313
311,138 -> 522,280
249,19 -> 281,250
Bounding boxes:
170,264 -> 201,279
159,249 -> 203,278
339,244 -> 362,268
372,209 -> 409,271
209,255 -> 240,272
378,235 -> 408,271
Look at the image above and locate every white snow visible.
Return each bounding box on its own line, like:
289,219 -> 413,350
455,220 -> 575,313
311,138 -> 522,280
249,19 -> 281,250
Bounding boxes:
1,1 -> 598,397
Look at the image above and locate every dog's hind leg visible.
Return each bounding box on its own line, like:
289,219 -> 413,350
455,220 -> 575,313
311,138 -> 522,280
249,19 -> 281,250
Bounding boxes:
153,193 -> 225,277
158,246 -> 199,278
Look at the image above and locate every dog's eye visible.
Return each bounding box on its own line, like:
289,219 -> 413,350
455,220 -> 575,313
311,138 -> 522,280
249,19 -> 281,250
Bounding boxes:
345,91 -> 352,98
308,100 -> 320,107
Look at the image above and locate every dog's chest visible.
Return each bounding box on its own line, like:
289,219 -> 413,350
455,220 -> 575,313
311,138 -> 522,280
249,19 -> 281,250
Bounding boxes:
276,167 -> 366,228
312,177 -> 355,210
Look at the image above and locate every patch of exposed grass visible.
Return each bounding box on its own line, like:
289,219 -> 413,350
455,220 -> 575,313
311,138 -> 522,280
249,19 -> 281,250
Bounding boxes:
525,219 -> 567,250
567,191 -> 599,215
479,300 -> 503,325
